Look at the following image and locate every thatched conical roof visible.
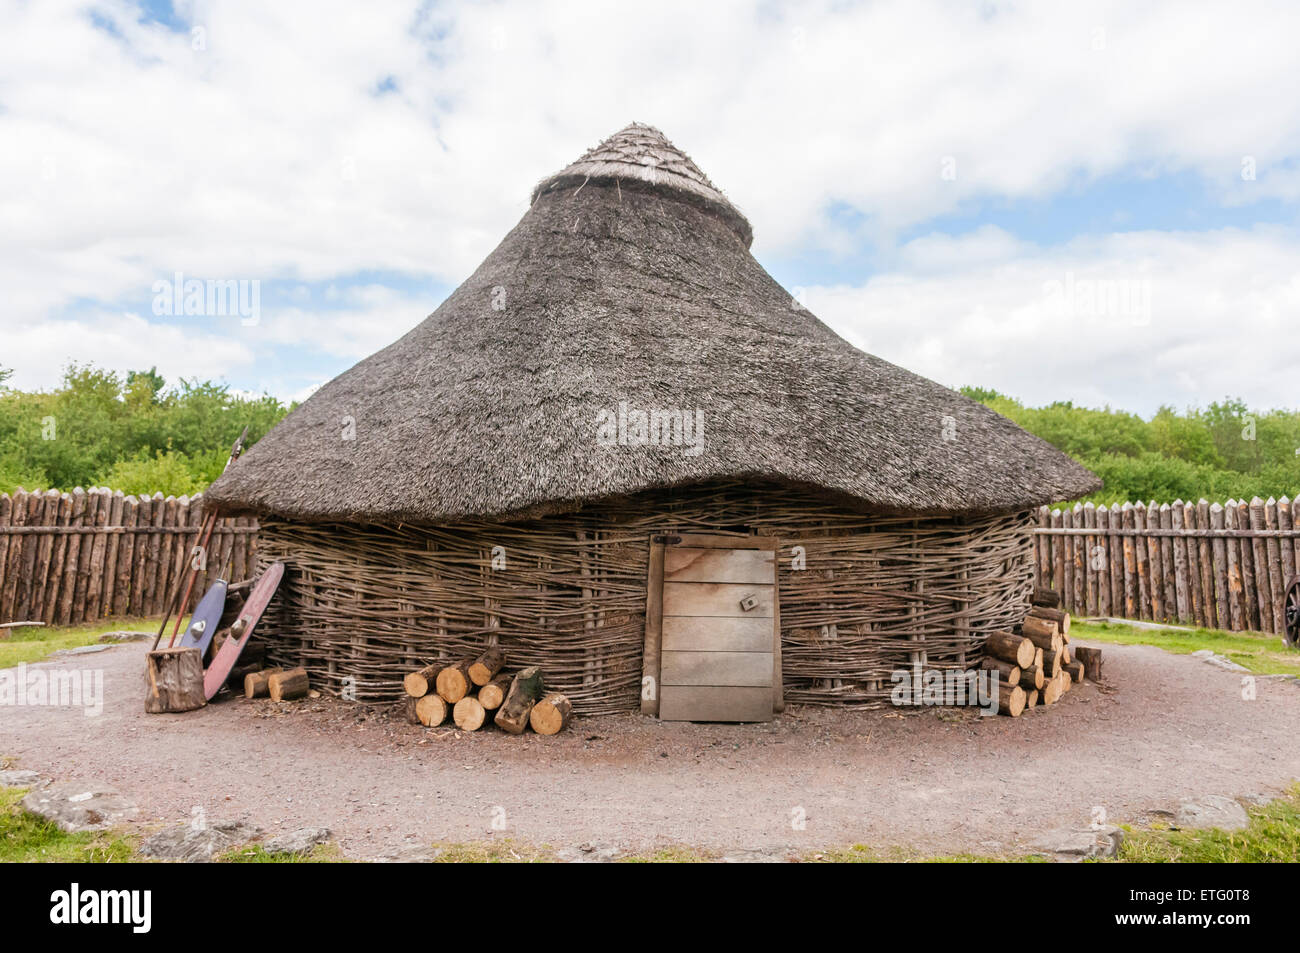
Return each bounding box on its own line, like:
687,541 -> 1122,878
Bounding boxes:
207,123 -> 1099,523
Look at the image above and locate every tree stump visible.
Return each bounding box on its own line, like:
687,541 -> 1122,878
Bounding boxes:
144,647 -> 206,713
1073,646 -> 1104,682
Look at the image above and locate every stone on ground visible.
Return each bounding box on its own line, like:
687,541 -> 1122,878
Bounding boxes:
139,819 -> 261,862
1029,825 -> 1123,861
1174,795 -> 1249,831
262,827 -> 332,855
555,843 -> 622,863
0,769 -> 45,788
20,782 -> 136,832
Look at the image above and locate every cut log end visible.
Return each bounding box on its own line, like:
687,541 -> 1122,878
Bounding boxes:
268,667 -> 309,702
453,696 -> 489,731
468,647 -> 505,687
1018,664 -> 1044,691
1031,586 -> 1062,609
985,630 -> 1035,669
435,659 -> 475,704
528,693 -> 573,735
243,667 -> 283,699
997,681 -> 1026,717
478,673 -> 512,711
415,693 -> 448,727
404,662 -> 446,698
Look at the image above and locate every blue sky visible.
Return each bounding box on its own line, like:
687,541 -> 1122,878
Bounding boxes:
4,0 -> 1300,415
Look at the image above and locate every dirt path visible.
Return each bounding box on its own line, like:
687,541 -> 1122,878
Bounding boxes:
2,639 -> 1297,859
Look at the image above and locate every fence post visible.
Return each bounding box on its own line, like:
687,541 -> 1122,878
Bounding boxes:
1083,501 -> 1097,616
1248,497 -> 1274,632
1279,496 -> 1296,599
1095,504 -> 1112,616
1209,502 -> 1230,630
1133,501 -> 1150,619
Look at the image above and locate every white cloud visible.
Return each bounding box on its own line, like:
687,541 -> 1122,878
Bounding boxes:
803,226 -> 1300,415
3,310 -> 253,389
251,286 -> 429,360
2,0 -> 1300,407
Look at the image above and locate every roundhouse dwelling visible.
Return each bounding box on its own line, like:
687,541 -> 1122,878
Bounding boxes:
207,123 -> 1098,720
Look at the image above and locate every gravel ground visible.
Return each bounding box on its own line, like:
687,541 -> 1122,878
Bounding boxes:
2,638 -> 1298,859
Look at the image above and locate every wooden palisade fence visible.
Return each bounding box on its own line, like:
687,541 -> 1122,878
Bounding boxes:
1034,496 -> 1298,635
0,487 -> 257,628
5,486 -> 1294,638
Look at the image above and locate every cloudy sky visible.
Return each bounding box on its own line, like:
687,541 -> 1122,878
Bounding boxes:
3,0 -> 1298,414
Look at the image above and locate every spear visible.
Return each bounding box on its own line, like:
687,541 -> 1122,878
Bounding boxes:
151,426 -> 248,652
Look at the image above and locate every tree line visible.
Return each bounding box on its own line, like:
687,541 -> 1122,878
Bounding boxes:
961,387 -> 1300,505
0,364 -> 1296,505
0,364 -> 287,496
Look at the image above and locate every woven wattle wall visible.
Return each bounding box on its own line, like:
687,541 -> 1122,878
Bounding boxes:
255,483 -> 1035,713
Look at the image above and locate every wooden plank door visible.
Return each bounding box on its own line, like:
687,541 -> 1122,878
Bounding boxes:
643,533 -> 781,722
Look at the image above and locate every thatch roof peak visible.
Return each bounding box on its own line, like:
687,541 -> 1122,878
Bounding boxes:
531,122 -> 753,246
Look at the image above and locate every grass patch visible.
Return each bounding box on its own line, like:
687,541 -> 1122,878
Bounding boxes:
618,845 -> 714,863
0,785 -> 341,863
431,839 -> 555,863
217,842 -> 348,863
0,787 -> 137,863
1071,620 -> 1300,677
1113,785 -> 1300,862
0,617 -> 160,668
811,843 -> 1043,863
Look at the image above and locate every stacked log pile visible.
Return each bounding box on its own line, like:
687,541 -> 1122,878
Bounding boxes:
981,587 -> 1100,717
402,648 -> 572,736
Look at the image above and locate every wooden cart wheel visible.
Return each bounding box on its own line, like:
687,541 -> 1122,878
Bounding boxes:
1284,575 -> 1300,649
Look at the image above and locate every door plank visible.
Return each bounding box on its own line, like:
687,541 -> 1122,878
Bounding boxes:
674,533 -> 778,551
661,650 -> 774,687
658,686 -> 774,722
662,616 -> 774,652
664,547 -> 774,585
663,582 -> 773,618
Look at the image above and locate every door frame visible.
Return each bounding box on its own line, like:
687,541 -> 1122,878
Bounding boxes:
642,532 -> 783,718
